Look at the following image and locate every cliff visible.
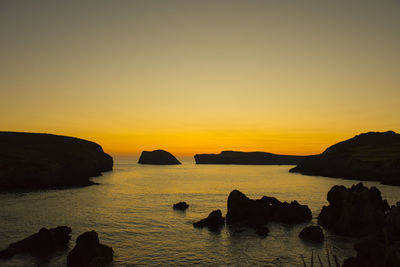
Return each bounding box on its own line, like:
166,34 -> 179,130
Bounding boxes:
290,131 -> 400,185
194,151 -> 308,165
0,132 -> 113,189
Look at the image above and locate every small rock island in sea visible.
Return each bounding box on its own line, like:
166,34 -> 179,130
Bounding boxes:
0,132 -> 113,189
194,150 -> 308,165
290,131 -> 400,185
138,150 -> 181,165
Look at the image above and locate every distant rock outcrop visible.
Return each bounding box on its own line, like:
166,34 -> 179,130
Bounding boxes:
193,209 -> 225,229
195,151 -> 309,165
173,201 -> 189,210
0,132 -> 113,189
290,131 -> 400,185
318,183 -> 389,237
67,230 -> 114,267
299,225 -> 324,242
138,150 -> 181,165
0,226 -> 71,259
226,190 -> 312,226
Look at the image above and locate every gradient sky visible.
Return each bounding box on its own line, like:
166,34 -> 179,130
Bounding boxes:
1,1 -> 399,156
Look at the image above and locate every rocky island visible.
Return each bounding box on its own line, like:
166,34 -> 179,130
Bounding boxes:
138,150 -> 181,165
290,131 -> 400,185
0,132 -> 113,189
194,151 -> 308,165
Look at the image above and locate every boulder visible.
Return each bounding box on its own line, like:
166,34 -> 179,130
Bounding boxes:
318,183 -> 389,237
255,226 -> 270,236
0,132 -> 113,189
226,190 -> 311,226
299,225 -> 324,242
193,210 -> 225,229
138,150 -> 181,165
67,230 -> 114,267
0,226 -> 71,259
343,203 -> 400,267
173,202 -> 189,210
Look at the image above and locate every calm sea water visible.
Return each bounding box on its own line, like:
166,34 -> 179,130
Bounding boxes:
1,156 -> 400,267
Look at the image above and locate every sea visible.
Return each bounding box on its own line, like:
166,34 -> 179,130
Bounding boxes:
1,156 -> 399,267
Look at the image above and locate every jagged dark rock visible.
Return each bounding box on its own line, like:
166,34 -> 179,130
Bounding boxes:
138,150 -> 181,165
173,201 -> 189,210
342,203 -> 400,267
226,190 -> 311,226
193,209 -> 225,229
0,226 -> 71,259
195,150 -> 309,165
290,131 -> 400,185
67,230 -> 114,267
0,132 -> 113,189
299,225 -> 324,242
318,183 -> 389,237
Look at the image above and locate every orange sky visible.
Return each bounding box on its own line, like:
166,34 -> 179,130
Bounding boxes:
1,1 -> 399,156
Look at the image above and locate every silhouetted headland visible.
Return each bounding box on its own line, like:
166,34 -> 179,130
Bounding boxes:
138,150 -> 181,165
290,131 -> 400,185
194,150 -> 309,165
0,132 -> 113,189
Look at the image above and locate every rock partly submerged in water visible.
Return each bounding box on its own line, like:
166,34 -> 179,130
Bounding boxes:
0,132 -> 113,189
193,209 -> 225,229
343,203 -> 400,267
0,226 -> 71,259
173,201 -> 189,210
299,225 -> 324,242
138,150 -> 181,165
255,226 -> 270,237
226,190 -> 312,226
290,131 -> 400,186
67,230 -> 114,267
318,183 -> 389,237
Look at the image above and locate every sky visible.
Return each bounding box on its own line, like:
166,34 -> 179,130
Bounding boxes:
1,1 -> 399,156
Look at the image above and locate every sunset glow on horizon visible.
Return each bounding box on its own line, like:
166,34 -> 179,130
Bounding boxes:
1,1 -> 399,156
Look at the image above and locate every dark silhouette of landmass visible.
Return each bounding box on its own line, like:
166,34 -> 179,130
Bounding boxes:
0,226 -> 71,259
138,150 -> 181,165
194,150 -> 309,165
290,131 -> 400,185
0,132 -> 113,189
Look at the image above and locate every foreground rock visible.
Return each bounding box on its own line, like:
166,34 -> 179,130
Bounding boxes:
67,230 -> 114,267
0,226 -> 71,259
318,183 -> 389,237
226,190 -> 312,226
193,210 -> 225,229
0,132 -> 113,189
299,225 -> 324,242
255,226 -> 270,236
343,203 -> 400,267
195,151 -> 309,165
290,131 -> 400,185
173,201 -> 189,210
138,150 -> 181,165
